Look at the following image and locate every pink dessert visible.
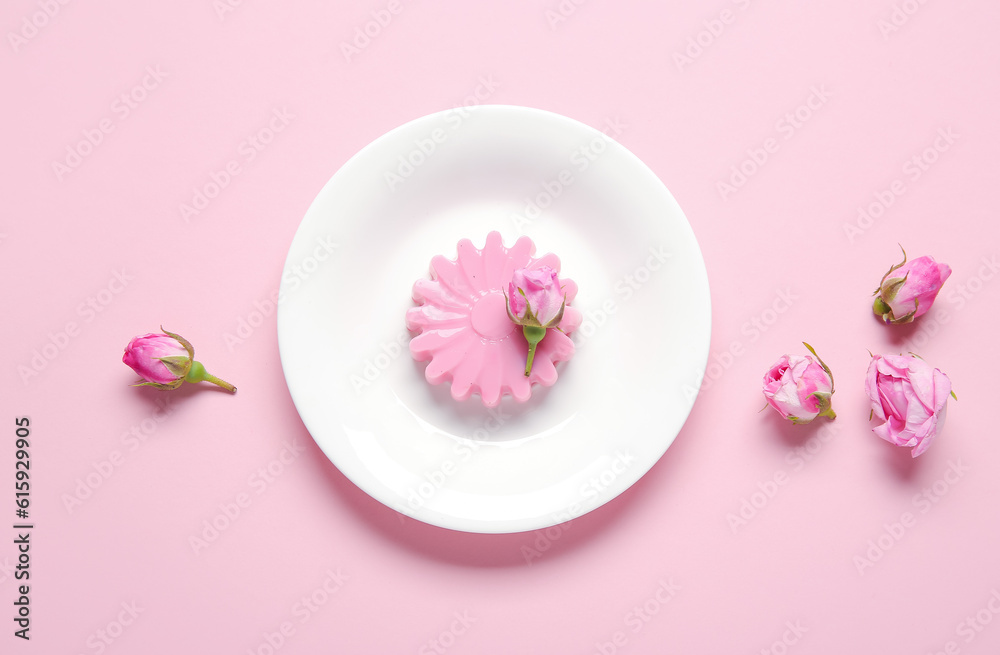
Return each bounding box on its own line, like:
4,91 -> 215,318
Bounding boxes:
405,231 -> 581,407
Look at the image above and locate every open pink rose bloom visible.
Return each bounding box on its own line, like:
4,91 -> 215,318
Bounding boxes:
405,232 -> 580,407
865,354 -> 952,457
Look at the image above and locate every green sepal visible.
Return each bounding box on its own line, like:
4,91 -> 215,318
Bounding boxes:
809,391 -> 837,420
131,378 -> 183,391
874,271 -> 918,325
158,355 -> 191,378
160,327 -> 195,358
874,245 -> 908,294
879,273 -> 908,303
505,293 -> 567,329
506,288 -> 540,327
802,341 -> 835,392
873,297 -> 893,323
542,294 -> 567,329
889,297 -> 918,325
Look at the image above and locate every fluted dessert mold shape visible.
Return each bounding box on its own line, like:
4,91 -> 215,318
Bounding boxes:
405,232 -> 580,407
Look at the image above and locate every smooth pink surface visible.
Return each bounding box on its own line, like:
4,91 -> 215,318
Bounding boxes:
406,232 -> 579,406
3,1 -> 1000,654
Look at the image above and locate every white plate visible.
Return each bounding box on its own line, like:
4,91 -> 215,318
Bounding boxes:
278,105 -> 711,533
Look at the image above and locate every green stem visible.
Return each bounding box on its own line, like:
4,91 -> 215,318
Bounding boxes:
185,360 -> 237,393
523,326 -> 547,376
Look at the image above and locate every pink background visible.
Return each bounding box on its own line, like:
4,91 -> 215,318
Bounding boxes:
3,0 -> 1000,653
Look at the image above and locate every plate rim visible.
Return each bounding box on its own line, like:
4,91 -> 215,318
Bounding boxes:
277,104 -> 711,534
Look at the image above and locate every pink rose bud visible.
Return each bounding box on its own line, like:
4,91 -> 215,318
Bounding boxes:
505,266 -> 567,376
123,328 -> 236,393
507,266 -> 566,328
873,247 -> 951,325
762,343 -> 836,424
865,353 -> 954,457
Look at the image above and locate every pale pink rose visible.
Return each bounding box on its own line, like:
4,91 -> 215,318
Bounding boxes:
762,344 -> 836,424
123,328 -> 236,392
506,266 -> 566,328
865,354 -> 952,457
873,250 -> 951,325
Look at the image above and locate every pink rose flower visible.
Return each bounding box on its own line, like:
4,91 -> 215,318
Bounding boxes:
506,266 -> 568,376
873,248 -> 951,325
123,332 -> 191,386
762,343 -> 836,424
123,328 -> 236,392
865,354 -> 953,457
507,266 -> 566,328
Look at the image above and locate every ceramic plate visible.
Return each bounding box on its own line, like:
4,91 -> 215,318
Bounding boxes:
278,105 -> 710,533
